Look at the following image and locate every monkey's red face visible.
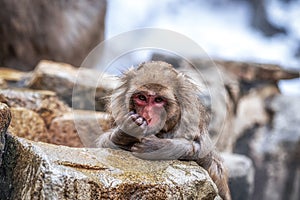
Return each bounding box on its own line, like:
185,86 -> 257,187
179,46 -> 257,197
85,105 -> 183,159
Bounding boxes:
132,92 -> 167,128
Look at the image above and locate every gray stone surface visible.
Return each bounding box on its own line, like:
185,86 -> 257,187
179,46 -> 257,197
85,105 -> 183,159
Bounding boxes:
0,134 -> 220,200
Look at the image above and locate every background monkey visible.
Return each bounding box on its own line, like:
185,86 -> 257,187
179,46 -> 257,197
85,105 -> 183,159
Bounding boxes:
97,61 -> 231,200
0,0 -> 106,71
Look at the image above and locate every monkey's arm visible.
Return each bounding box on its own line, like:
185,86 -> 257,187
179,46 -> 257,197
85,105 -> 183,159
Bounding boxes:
97,112 -> 146,150
97,129 -> 139,151
131,134 -> 212,160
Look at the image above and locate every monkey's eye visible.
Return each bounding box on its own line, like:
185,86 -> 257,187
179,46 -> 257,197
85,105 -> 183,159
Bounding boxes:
138,94 -> 147,101
154,97 -> 164,103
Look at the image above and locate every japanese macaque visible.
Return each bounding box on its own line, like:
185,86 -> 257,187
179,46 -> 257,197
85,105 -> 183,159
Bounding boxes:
97,61 -> 231,200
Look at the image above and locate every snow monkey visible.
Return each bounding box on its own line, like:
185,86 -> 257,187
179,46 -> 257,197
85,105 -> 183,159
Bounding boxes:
97,61 -> 231,200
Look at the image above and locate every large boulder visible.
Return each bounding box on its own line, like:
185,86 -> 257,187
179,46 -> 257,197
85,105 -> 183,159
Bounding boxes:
0,134 -> 220,200
24,60 -> 119,111
0,88 -> 70,127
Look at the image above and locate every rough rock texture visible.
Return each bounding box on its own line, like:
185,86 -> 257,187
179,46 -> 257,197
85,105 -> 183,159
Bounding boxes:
24,60 -> 119,111
0,134 -> 220,200
222,153 -> 254,200
0,88 -> 70,127
0,0 -> 107,71
49,110 -> 113,147
235,95 -> 300,200
8,107 -> 48,142
0,103 -> 11,165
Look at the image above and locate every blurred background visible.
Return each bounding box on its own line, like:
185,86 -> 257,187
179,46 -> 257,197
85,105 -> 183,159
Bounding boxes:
0,1 -> 299,200
1,0 -> 299,94
105,0 -> 300,94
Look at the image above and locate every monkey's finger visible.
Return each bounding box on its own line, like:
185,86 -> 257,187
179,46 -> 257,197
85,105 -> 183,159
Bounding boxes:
129,111 -> 135,115
140,121 -> 148,129
135,117 -> 144,126
130,113 -> 139,121
131,142 -> 154,153
131,143 -> 144,153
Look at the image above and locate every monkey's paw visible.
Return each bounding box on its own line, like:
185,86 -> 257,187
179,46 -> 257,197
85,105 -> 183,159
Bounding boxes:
131,135 -> 173,160
119,111 -> 148,139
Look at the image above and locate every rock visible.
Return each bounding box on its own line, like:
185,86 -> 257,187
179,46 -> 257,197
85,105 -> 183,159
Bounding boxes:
214,60 -> 299,82
0,78 -> 7,88
49,110 -> 113,148
235,95 -> 300,200
222,153 -> 254,200
8,107 -> 48,143
0,88 -> 70,127
0,103 -> 11,165
0,88 -> 114,147
0,0 -> 106,71
24,60 -> 119,111
0,134 -> 220,200
0,67 -> 27,82
233,84 -> 279,145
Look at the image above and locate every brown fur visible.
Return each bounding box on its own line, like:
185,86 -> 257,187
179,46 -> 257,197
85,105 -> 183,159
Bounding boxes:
0,0 -> 106,70
97,61 -> 231,200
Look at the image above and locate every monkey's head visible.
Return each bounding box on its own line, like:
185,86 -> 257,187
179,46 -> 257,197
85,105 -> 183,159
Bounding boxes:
110,61 -> 208,139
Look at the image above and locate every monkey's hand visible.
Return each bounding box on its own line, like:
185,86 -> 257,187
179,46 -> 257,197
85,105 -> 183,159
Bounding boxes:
131,135 -> 191,160
131,135 -> 213,161
118,112 -> 148,140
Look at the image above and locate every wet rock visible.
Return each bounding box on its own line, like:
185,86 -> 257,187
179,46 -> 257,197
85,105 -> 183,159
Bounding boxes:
222,153 -> 254,200
0,103 -> 11,165
24,60 -> 119,111
0,88 -> 70,127
235,95 -> 300,200
0,134 -> 220,200
49,110 -> 113,148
